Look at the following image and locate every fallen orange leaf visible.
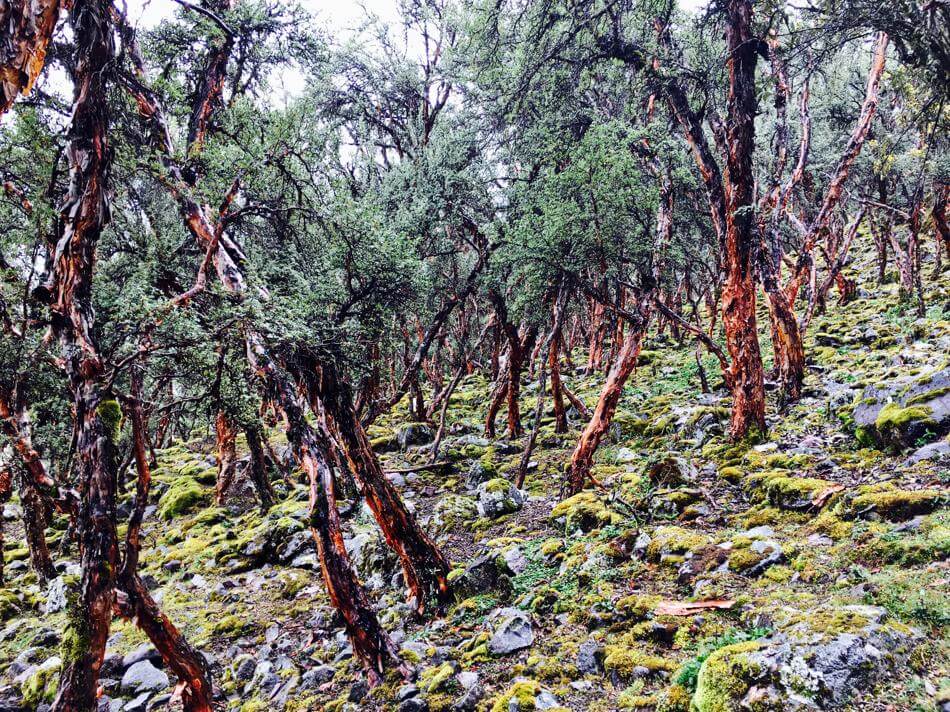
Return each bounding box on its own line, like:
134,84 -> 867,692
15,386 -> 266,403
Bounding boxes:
654,599 -> 736,616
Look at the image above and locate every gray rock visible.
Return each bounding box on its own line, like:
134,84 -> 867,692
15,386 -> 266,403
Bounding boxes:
852,367 -> 950,449
120,661 -> 169,695
450,683 -> 484,712
43,577 -> 69,614
476,480 -> 524,519
576,640 -> 604,675
694,605 -> 919,711
300,665 -> 336,688
122,644 -> 162,670
466,460 -> 496,486
502,546 -> 528,575
397,684 -> 420,701
122,692 -> 151,712
399,699 -> 429,712
452,554 -> 513,600
903,440 -> 950,465
534,690 -> 560,709
488,608 -> 534,655
396,422 -> 434,450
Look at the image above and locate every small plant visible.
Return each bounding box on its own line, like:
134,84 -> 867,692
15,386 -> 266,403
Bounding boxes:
673,627 -> 772,693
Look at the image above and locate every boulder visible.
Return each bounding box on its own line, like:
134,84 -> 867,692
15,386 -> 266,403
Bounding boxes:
488,608 -> 534,655
853,367 -> 950,450
692,605 -> 918,711
120,661 -> 169,695
476,479 -> 524,519
395,423 -> 434,450
450,554 -> 513,600
43,577 -> 69,614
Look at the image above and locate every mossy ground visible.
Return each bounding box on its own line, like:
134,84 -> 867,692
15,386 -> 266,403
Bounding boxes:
0,243 -> 947,711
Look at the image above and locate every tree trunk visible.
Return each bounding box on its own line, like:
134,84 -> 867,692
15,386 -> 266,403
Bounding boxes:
308,360 -> 453,614
214,410 -> 238,504
721,0 -> 766,439
48,1 -> 120,707
549,335 -> 568,434
115,573 -> 213,712
17,468 -> 57,582
0,0 -> 62,115
564,297 -> 652,496
0,466 -> 10,583
245,424 -> 276,511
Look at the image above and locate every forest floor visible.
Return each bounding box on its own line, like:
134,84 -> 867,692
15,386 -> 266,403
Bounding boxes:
1,258 -> 948,712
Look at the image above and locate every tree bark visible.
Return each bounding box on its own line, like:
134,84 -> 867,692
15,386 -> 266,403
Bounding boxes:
548,335 -> 568,433
306,360 -> 452,614
48,1 -> 120,707
0,0 -> 62,115
564,295 -> 652,496
721,0 -> 766,439
245,423 -> 276,511
213,410 -> 238,504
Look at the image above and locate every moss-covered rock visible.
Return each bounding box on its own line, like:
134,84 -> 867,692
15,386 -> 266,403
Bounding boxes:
838,487 -> 945,521
550,492 -> 616,532
692,641 -> 763,712
157,476 -> 207,520
21,658 -> 61,710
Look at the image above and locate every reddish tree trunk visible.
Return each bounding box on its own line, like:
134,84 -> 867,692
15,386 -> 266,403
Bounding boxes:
721,0 -> 766,439
549,336 -> 568,433
214,410 -> 238,504
48,1 -> 120,707
0,0 -> 61,115
0,466 -> 10,583
565,297 -> 653,495
307,362 -> 452,613
117,374 -> 213,712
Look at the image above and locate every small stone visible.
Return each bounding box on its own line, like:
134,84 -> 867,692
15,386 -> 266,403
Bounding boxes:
576,640 -> 604,675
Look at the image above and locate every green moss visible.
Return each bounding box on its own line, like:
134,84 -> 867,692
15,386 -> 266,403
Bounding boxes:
874,403 -> 936,440
645,526 -> 709,561
656,684 -> 692,712
60,576 -> 88,664
158,476 -> 207,520
420,662 -> 456,694
904,386 -> 950,406
842,488 -> 944,521
483,477 -> 513,494
210,614 -> 248,637
727,548 -> 764,573
20,661 -> 60,710
718,466 -> 743,484
97,398 -> 123,443
0,589 -> 22,620
616,594 -> 662,621
490,680 -> 542,712
692,641 -> 763,712
550,492 -> 616,532
604,641 -> 677,678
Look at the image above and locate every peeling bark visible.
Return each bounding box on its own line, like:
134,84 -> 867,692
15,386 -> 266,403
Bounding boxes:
48,0 -> 120,707
0,0 -> 61,115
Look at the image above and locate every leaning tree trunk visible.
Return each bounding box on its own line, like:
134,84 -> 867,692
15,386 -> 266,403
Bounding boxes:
307,360 -> 452,614
564,295 -> 653,496
115,373 -> 214,712
48,1 -> 121,707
